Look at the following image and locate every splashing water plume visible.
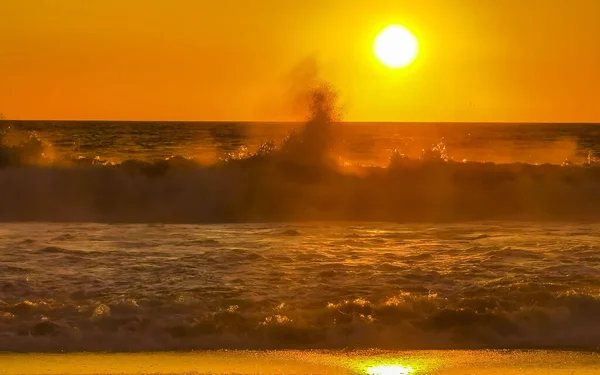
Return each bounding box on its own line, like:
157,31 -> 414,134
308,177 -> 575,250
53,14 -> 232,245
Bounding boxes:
1,84 -> 600,223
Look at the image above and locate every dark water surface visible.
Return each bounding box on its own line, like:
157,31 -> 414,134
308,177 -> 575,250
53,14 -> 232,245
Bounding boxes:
2,121 -> 599,165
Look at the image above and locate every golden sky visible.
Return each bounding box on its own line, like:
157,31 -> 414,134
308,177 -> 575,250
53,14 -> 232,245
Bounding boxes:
1,0 -> 599,122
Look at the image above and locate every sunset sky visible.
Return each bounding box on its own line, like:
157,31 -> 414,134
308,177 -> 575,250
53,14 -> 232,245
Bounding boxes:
1,0 -> 599,122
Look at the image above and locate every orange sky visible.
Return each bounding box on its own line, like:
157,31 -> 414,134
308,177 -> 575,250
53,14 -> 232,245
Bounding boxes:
1,0 -> 599,122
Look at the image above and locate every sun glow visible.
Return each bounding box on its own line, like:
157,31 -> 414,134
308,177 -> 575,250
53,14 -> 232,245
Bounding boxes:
374,25 -> 419,69
367,364 -> 414,375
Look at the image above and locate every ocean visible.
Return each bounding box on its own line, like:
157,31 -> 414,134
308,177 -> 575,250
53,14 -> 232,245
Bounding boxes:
1,120 -> 600,360
0,120 -> 599,222
2,121 -> 600,166
2,222 -> 600,352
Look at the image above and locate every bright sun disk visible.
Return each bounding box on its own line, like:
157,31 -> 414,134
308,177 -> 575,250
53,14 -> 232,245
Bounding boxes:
374,25 -> 419,68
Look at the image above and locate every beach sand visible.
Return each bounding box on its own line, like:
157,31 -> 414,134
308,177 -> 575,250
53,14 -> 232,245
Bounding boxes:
1,350 -> 599,375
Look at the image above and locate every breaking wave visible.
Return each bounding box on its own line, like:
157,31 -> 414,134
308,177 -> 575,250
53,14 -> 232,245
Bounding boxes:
1,86 -> 600,223
3,290 -> 600,351
1,149 -> 600,222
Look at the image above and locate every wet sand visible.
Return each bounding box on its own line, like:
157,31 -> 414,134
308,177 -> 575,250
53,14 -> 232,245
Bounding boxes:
1,350 -> 599,374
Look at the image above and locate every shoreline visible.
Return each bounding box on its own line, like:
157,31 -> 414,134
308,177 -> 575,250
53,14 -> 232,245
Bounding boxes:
2,350 -> 600,374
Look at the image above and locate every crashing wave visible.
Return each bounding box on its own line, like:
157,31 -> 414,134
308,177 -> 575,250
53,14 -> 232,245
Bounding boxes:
2,88 -> 600,222
3,290 -> 600,351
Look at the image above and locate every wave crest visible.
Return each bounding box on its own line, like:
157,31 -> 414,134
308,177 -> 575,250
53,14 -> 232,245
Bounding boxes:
1,153 -> 600,222
2,88 -> 600,222
3,291 -> 600,351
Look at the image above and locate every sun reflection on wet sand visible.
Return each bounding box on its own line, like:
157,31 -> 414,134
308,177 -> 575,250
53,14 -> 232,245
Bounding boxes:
366,364 -> 414,375
1,351 -> 600,375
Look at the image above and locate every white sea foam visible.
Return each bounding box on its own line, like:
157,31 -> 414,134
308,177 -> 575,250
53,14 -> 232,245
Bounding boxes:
1,222 -> 600,351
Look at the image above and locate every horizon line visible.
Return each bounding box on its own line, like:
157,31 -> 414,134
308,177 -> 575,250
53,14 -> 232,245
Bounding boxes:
1,119 -> 600,125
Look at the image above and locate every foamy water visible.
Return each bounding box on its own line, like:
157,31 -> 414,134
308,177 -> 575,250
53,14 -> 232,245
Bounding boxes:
2,222 -> 600,351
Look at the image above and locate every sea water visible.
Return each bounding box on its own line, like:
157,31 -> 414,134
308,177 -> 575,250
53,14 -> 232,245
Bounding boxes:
1,120 -> 600,352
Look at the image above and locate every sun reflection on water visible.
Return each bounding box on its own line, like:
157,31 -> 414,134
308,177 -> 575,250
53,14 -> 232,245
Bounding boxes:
366,364 -> 414,375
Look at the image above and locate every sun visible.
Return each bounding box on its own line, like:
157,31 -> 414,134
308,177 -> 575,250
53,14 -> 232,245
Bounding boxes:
374,25 -> 419,69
